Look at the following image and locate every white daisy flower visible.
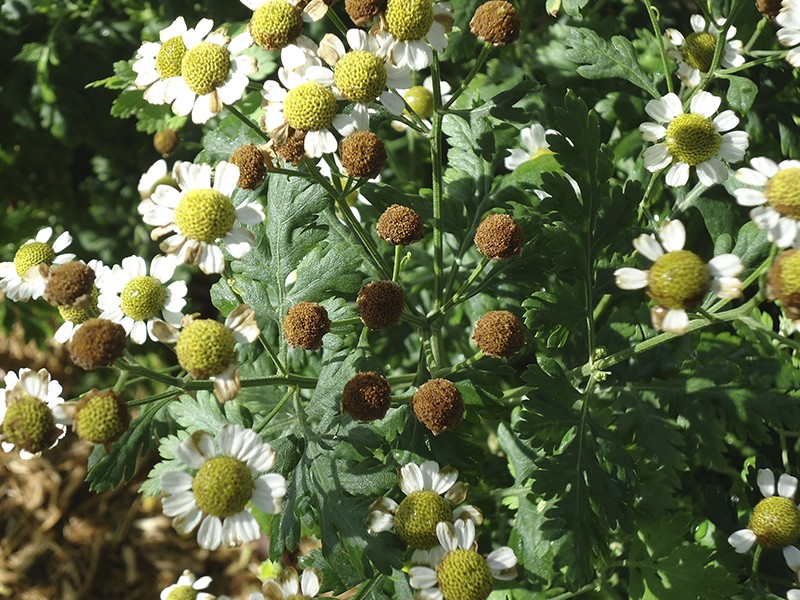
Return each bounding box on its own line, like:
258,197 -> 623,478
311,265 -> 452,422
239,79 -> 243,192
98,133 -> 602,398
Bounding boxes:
172,304 -> 261,402
309,29 -> 411,115
777,0 -> 800,68
262,567 -> 322,599
666,15 -> 744,88
728,469 -> 800,570
231,0 -> 327,53
138,160 -> 266,275
409,520 -> 517,600
367,461 -> 483,555
0,227 -> 74,302
160,569 -> 215,600
164,22 -> 258,124
160,423 -> 286,551
614,219 -> 744,335
54,259 -> 109,344
138,159 -> 178,201
374,0 -> 453,70
97,255 -> 187,344
0,368 -> 70,460
640,91 -> 748,187
392,76 -> 452,131
789,590 -> 800,600
504,122 -> 559,171
734,157 -> 800,247
133,17 -> 214,105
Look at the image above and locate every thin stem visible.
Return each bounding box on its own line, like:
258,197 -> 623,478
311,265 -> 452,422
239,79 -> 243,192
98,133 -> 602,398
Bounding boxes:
437,257 -> 491,316
330,316 -> 363,327
392,245 -> 403,282
112,370 -> 129,394
227,104 -> 271,143
127,388 -> 181,407
255,388 -> 294,433
325,6 -> 349,36
434,351 -> 485,378
643,0 -> 674,95
744,17 -> 769,53
443,43 -> 492,109
717,54 -> 789,74
431,52 -> 445,311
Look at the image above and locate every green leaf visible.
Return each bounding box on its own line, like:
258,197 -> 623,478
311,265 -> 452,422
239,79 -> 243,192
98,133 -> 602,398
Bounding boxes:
723,75 -> 758,114
565,28 -> 659,98
168,391 -> 248,433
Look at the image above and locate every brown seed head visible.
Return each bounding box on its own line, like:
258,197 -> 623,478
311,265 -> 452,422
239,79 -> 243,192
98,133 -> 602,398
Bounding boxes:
230,143 -> 271,189
756,0 -> 783,18
153,129 -> 180,157
283,301 -> 331,350
341,371 -> 392,421
470,0 -> 522,45
474,213 -> 523,259
44,261 -> 95,309
345,0 -> 387,25
69,318 -> 127,370
412,378 -> 464,435
357,280 -> 405,329
376,204 -> 424,246
275,132 -> 308,165
74,389 -> 131,444
340,130 -> 387,179
472,310 -> 525,358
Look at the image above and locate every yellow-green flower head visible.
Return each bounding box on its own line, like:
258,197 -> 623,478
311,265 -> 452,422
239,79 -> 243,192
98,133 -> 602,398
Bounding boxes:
181,41 -> 232,96
159,570 -> 214,600
74,389 -> 130,444
160,424 -> 286,550
666,15 -> 744,88
139,161 -> 266,275
386,0 -> 434,41
0,227 -> 74,302
404,85 -> 434,119
284,82 -> 339,131
249,0 -> 304,50
335,51 -> 387,103
0,368 -> 68,460
378,0 -> 453,70
735,158 -> 800,248
767,250 -> 800,328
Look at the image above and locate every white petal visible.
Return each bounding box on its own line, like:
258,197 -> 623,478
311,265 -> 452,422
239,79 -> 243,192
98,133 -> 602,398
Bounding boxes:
223,228 -> 256,259
639,122 -> 666,142
690,91 -> 721,118
633,234 -> 664,262
665,162 -> 690,187
733,188 -> 766,207
408,566 -> 438,591
751,157 -> 780,178
300,569 -> 320,597
198,244 -> 225,274
645,94 -> 682,123
659,220 -> 686,252
399,463 -> 424,495
711,276 -> 742,299
708,254 -> 743,277
643,143 -> 672,172
785,545 -> 800,571
235,202 -> 266,225
52,231 -> 72,253
176,431 -> 216,469
436,521 -> 459,551
487,546 -> 518,578
779,474 -> 799,499
304,129 -> 337,158
712,110 -> 739,133
197,515 -> 223,550
660,308 -> 689,334
214,161 -> 240,196
757,468 -> 776,497
161,470 -> 194,493
614,268 -> 648,290
728,528 -> 757,553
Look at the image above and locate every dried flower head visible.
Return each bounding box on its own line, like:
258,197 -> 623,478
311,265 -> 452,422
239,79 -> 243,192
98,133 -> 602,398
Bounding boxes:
340,131 -> 387,179
470,0 -> 521,46
412,378 -> 464,435
69,318 -> 127,370
283,301 -> 331,350
342,371 -> 392,421
357,280 -> 405,329
154,129 -> 180,157
274,131 -> 308,165
376,204 -> 424,246
229,143 -> 270,189
474,214 -> 523,259
345,0 -> 387,25
44,261 -> 96,309
74,389 -> 130,444
472,310 -> 525,358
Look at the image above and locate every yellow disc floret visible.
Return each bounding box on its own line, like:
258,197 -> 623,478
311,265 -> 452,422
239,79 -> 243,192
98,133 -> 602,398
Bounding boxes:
766,168 -> 800,219
647,250 -> 709,310
181,42 -> 231,96
14,242 -> 55,277
120,276 -> 167,321
385,0 -> 434,41
436,549 -> 493,600
2,395 -> 57,455
176,319 -> 236,379
192,455 -> 254,517
166,587 -> 199,600
283,82 -> 338,132
404,85 -> 434,119
683,32 -> 717,73
665,113 -> 721,166
156,36 -> 188,79
334,51 -> 387,104
174,188 -> 236,243
250,0 -> 303,50
394,490 -> 453,548
748,496 -> 800,549
75,390 -> 129,444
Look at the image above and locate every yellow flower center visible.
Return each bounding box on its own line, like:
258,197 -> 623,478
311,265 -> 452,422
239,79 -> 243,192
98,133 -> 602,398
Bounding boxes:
14,242 -> 55,277
748,496 -> 800,549
181,41 -> 231,96
385,0 -> 435,41
766,168 -> 800,219
394,490 -> 453,549
683,31 -> 717,73
120,276 -> 167,322
75,393 -> 126,444
166,586 -> 199,600
59,287 -> 98,324
250,0 -> 303,50
174,188 -> 237,243
2,394 -> 57,454
436,549 -> 493,600
775,250 -> 800,297
665,113 -> 721,167
403,85 -> 434,119
176,319 -> 236,379
156,36 -> 188,79
192,455 -> 254,517
283,82 -> 338,132
647,250 -> 709,310
334,51 -> 387,104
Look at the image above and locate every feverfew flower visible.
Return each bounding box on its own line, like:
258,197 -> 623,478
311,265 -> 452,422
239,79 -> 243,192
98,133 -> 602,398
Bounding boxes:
367,461 -> 482,553
640,91 -> 748,187
263,568 -> 322,599
777,0 -> 800,67
165,23 -> 258,124
0,227 -> 74,302
139,161 -> 266,275
234,0 -> 327,52
0,368 -> 70,460
504,123 -> 557,171
138,159 -> 178,201
374,0 -> 453,70
409,520 -> 517,600
614,219 -> 744,334
728,469 -> 800,570
97,255 -> 187,344
160,424 -> 286,551
133,17 -> 213,105
54,260 -> 109,343
160,570 -> 215,600
666,15 -> 744,88
392,76 -> 452,131
734,157 -> 800,247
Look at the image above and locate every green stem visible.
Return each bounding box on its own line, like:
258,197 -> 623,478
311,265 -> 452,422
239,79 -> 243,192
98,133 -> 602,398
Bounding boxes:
437,257 -> 491,316
744,17 -> 768,53
434,351 -> 485,378
330,316 -> 363,327
127,388 -> 180,407
112,370 -> 129,394
325,6 -> 349,36
717,54 -> 789,74
443,43 -> 492,109
431,52 -> 445,311
227,104 -> 271,144
255,388 -> 294,433
643,0 -> 674,96
392,244 -> 403,282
